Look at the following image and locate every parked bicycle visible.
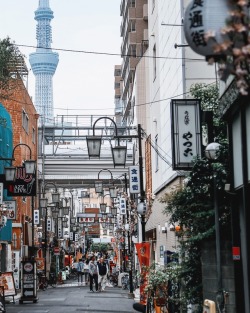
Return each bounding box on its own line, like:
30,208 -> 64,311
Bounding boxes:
48,272 -> 57,288
37,271 -> 57,290
121,273 -> 130,290
37,271 -> 48,290
108,272 -> 119,287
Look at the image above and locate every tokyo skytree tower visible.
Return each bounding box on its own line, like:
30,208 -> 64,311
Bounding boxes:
29,0 -> 59,124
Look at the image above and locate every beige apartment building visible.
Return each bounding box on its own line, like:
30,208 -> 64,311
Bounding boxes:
115,0 -> 148,127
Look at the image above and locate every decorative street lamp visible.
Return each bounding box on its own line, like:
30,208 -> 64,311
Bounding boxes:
62,206 -> 70,216
111,207 -> 117,216
100,203 -> 107,213
109,185 -> 118,198
205,142 -> 224,311
95,168 -> 116,195
86,117 -> 127,167
4,143 -> 36,181
205,142 -> 221,160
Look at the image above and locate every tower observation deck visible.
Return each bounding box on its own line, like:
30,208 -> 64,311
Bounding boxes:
29,0 -> 59,125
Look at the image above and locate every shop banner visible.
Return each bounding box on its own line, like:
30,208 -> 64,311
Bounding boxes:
135,242 -> 151,305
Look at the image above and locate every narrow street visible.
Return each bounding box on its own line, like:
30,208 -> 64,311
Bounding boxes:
5,282 -> 136,313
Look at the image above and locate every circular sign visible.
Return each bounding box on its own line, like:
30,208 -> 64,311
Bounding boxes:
24,262 -> 33,272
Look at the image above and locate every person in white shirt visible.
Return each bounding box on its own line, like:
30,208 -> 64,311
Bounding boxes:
97,258 -> 109,292
89,256 -> 98,292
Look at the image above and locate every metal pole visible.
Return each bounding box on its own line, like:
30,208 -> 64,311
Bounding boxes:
31,196 -> 35,257
125,172 -> 134,294
138,124 -> 146,242
213,175 -> 224,310
44,208 -> 47,278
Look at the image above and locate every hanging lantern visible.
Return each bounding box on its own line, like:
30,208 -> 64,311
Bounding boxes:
100,203 -> 107,213
111,207 -> 117,216
109,186 -> 118,198
86,136 -> 102,158
52,192 -> 60,203
95,181 -> 103,194
63,206 -> 70,216
24,159 -> 36,175
184,0 -> 235,57
39,198 -> 48,209
4,166 -> 16,182
112,145 -> 127,167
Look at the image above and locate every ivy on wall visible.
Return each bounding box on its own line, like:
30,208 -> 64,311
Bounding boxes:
160,83 -> 231,311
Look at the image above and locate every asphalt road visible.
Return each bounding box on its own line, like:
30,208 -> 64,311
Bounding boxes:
4,282 -> 138,313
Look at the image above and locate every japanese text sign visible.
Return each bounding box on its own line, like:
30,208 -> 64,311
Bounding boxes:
3,200 -> 16,219
129,166 -> 140,194
171,99 -> 201,170
119,196 -> 126,215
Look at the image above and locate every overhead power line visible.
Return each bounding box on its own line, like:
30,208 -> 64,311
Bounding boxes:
16,44 -> 204,61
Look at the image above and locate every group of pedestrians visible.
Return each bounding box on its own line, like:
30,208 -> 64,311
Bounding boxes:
89,255 -> 109,292
76,258 -> 89,284
76,254 -> 109,292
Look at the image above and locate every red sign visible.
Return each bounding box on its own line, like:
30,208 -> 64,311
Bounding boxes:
232,246 -> 240,260
135,242 -> 151,306
54,247 -> 60,255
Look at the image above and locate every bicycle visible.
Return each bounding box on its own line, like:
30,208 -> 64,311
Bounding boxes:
37,271 -> 48,290
48,272 -> 57,288
108,272 -> 119,287
121,273 -> 130,290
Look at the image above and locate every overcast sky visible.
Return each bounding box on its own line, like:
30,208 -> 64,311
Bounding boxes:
0,0 -> 122,116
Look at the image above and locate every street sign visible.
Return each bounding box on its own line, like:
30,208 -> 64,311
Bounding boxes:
3,200 -> 16,219
0,183 -> 3,204
33,209 -> 39,225
54,247 -> 60,255
19,260 -> 38,303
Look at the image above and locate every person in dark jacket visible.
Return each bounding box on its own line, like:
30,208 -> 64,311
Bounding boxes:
77,259 -> 84,283
97,257 -> 109,291
89,255 -> 98,292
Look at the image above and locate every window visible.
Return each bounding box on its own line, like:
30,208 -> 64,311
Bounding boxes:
130,44 -> 137,57
155,135 -> 159,172
130,0 -> 135,7
115,82 -> 120,89
153,44 -> 157,80
22,110 -> 29,134
32,128 -> 36,144
130,20 -> 136,32
114,68 -> 121,76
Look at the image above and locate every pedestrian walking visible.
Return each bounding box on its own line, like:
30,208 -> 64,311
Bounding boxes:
89,255 -> 98,292
97,257 -> 109,291
83,258 -> 89,284
77,259 -> 84,283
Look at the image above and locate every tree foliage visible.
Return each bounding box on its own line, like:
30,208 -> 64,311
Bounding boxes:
160,83 -> 230,311
205,1 -> 250,95
0,37 -> 26,98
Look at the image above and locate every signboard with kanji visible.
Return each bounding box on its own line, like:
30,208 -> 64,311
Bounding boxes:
119,196 -> 126,215
129,166 -> 140,194
3,200 -> 16,219
5,167 -> 36,196
78,217 -> 95,223
171,99 -> 201,170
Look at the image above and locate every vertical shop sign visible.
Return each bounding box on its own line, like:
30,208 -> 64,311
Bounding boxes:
171,99 -> 201,170
129,166 -> 140,194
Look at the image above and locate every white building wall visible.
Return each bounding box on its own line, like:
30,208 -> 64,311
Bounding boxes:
145,0 -> 216,261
